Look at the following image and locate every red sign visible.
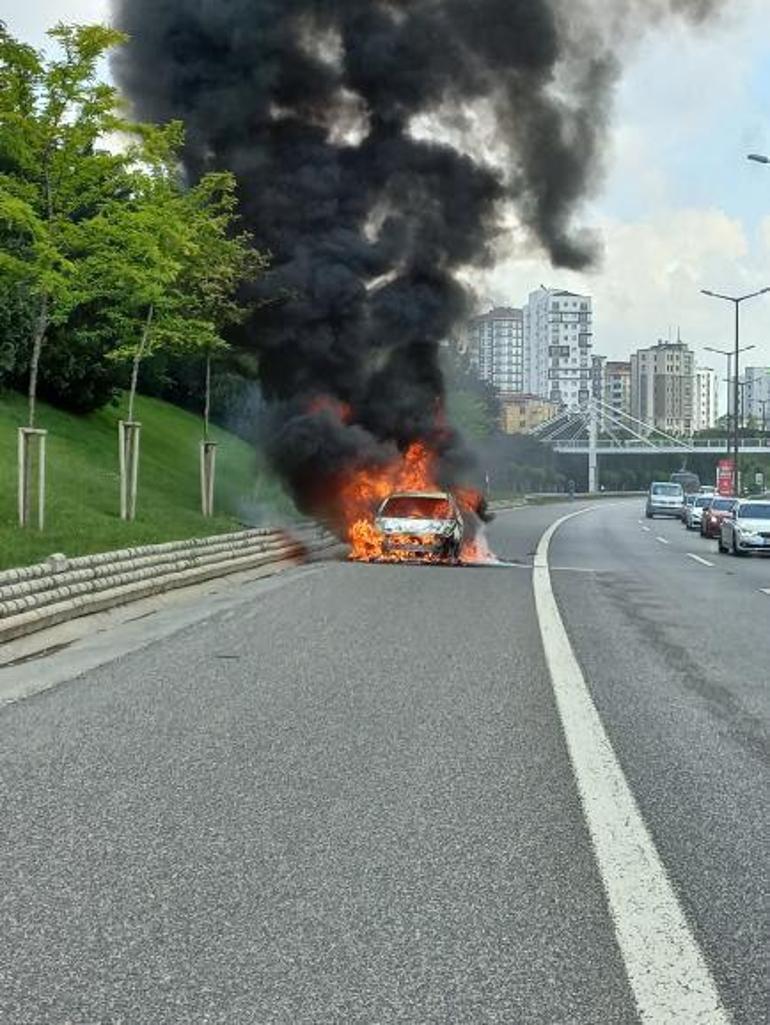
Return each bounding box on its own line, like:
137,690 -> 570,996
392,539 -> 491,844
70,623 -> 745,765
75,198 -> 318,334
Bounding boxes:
717,458 -> 735,496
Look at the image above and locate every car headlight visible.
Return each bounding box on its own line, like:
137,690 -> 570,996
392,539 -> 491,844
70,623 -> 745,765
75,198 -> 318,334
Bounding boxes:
739,527 -> 757,537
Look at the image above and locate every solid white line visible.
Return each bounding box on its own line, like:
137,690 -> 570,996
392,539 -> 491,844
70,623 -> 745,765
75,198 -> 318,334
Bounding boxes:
533,509 -> 731,1025
687,553 -> 714,568
656,536 -> 670,545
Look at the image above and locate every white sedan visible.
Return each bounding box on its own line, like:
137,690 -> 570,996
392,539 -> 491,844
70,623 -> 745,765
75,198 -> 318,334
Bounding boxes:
718,499 -> 770,556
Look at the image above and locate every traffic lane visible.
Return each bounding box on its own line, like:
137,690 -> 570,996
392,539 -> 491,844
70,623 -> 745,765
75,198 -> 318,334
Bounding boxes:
550,502 -> 770,1025
0,555 -> 637,1023
642,505 -> 770,586
485,498 -> 601,565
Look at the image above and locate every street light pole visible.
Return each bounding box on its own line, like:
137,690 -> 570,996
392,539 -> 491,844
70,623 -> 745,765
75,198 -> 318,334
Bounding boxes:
701,287 -> 770,493
704,343 -> 755,462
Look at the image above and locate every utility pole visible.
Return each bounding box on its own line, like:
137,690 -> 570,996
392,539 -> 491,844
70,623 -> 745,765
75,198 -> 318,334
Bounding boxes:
588,400 -> 598,493
701,288 -> 769,493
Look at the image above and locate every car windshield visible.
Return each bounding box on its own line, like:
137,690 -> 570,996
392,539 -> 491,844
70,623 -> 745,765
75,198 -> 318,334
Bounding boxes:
695,497 -> 711,507
737,504 -> 770,520
652,484 -> 682,496
381,496 -> 452,519
711,498 -> 735,511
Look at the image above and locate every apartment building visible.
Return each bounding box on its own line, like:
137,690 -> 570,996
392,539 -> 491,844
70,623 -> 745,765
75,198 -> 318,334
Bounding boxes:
630,340 -> 694,435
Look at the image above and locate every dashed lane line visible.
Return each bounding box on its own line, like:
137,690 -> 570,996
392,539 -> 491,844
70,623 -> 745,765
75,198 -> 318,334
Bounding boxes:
642,526 -> 651,533
533,508 -> 732,1025
687,553 -> 714,568
656,536 -> 670,545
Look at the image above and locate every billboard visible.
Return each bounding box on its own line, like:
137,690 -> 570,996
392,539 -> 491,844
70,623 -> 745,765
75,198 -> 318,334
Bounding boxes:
717,458 -> 735,496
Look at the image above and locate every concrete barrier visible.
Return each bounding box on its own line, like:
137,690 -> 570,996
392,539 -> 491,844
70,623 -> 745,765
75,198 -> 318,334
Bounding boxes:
0,525 -> 341,644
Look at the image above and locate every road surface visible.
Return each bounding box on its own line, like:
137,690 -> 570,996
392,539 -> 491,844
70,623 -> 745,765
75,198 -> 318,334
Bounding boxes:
0,499 -> 767,1024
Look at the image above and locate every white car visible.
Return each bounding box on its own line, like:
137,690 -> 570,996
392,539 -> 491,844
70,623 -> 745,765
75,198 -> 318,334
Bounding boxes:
686,494 -> 713,530
645,481 -> 684,519
718,499 -> 770,556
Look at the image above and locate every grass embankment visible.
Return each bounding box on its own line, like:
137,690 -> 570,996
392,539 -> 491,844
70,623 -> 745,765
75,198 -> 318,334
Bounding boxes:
0,391 -> 295,571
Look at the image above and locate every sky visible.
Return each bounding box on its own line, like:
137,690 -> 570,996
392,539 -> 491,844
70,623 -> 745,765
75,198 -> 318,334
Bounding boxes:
5,0 -> 770,410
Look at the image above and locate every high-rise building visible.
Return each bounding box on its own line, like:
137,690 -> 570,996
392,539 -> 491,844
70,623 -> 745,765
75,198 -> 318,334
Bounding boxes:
693,366 -> 719,432
524,287 -> 593,410
603,361 -> 632,422
742,367 -> 770,428
630,340 -> 694,435
466,307 -> 525,394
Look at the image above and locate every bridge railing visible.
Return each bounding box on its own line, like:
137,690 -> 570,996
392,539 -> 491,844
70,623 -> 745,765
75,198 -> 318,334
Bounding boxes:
552,437 -> 770,452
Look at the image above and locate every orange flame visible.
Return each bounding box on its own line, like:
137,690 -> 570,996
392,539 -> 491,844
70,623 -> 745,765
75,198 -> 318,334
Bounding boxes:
338,441 -> 496,564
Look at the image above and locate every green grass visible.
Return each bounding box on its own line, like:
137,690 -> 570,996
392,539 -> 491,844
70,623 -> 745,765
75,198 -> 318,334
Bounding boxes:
0,390 -> 296,571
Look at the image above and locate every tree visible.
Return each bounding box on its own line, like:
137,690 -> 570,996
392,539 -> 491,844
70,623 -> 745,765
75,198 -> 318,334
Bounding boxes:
0,22 -> 131,427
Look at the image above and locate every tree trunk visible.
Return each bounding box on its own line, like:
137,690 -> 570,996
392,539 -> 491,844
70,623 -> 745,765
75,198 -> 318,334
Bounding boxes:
127,304 -> 154,422
28,294 -> 49,429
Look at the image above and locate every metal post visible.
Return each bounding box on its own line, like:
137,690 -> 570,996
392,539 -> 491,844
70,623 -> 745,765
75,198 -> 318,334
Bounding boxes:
588,402 -> 598,493
733,300 -> 740,494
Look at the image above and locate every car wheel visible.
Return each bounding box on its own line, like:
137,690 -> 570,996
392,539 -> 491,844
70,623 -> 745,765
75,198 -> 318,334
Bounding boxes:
732,536 -> 746,557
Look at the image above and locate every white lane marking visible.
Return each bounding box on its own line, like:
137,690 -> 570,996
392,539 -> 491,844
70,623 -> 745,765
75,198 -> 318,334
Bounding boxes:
687,553 -> 714,568
533,510 -> 732,1025
642,526 -> 651,533
760,589 -> 770,597
656,536 -> 670,545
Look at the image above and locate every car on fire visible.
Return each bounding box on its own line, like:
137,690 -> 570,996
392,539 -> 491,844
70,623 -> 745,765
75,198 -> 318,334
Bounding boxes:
718,499 -> 770,556
374,491 -> 463,562
700,495 -> 737,539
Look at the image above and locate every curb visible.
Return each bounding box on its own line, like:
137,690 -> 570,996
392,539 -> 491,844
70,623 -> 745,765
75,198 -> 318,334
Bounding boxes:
0,526 -> 341,644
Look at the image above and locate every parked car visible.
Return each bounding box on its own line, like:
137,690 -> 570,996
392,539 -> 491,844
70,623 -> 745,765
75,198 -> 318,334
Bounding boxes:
700,496 -> 737,539
645,481 -> 684,519
680,494 -> 696,522
718,499 -> 770,555
374,490 -> 464,561
686,494 -> 712,531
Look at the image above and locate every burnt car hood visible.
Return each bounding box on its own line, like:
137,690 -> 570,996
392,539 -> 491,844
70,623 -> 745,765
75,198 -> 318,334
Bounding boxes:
375,516 -> 457,535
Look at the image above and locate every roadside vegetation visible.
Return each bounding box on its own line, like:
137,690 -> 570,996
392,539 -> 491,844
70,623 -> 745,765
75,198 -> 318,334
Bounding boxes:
0,390 -> 295,571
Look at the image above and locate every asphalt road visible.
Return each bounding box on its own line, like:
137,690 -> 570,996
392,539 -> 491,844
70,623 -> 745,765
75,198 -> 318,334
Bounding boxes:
0,499 -> 767,1024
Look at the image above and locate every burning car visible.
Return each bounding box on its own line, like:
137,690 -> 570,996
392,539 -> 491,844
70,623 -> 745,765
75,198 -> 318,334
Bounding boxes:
373,491 -> 463,562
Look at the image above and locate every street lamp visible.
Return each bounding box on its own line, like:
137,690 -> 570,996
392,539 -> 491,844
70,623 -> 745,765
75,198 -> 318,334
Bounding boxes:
747,153 -> 770,164
704,343 -> 755,459
701,287 -> 770,492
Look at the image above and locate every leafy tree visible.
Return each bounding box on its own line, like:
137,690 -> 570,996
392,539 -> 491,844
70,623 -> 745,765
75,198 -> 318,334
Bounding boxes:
83,126 -> 267,426
0,22 -> 131,426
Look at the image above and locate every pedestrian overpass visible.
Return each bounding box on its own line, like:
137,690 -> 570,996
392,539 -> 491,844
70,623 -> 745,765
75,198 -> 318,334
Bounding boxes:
530,397 -> 769,492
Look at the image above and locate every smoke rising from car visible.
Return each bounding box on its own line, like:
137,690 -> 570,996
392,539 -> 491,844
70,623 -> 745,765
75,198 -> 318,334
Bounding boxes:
112,0 -> 723,529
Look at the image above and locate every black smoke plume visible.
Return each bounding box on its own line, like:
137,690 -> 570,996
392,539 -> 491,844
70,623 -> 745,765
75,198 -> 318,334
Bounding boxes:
112,0 -> 721,525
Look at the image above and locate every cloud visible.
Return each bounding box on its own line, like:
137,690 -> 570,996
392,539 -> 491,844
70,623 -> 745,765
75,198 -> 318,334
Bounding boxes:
473,206 -> 770,371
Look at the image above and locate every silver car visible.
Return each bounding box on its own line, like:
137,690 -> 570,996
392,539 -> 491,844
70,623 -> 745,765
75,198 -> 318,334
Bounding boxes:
374,490 -> 463,561
718,499 -> 770,556
645,481 -> 684,519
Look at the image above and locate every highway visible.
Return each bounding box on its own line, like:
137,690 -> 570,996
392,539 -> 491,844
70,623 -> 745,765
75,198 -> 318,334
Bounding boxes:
0,498 -> 767,1024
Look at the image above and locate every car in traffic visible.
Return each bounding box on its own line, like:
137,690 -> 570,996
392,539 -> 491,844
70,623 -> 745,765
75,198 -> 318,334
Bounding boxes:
700,496 -> 738,539
718,499 -> 770,555
680,494 -> 696,522
685,494 -> 713,531
374,490 -> 464,561
645,481 -> 684,519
